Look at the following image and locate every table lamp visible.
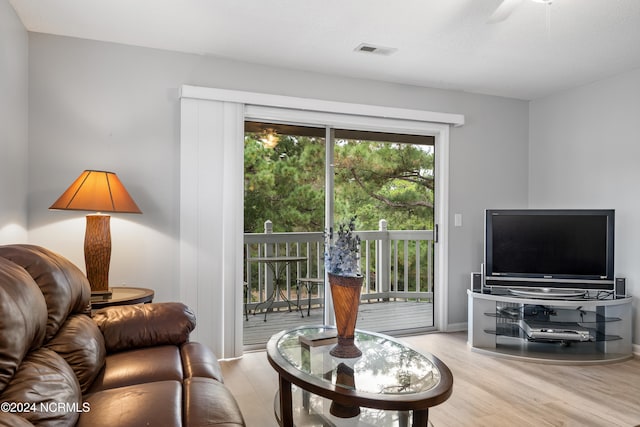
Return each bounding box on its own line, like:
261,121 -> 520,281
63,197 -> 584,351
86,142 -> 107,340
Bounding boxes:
49,170 -> 142,297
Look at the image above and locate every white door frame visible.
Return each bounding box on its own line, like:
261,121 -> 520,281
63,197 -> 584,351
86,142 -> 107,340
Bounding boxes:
179,85 -> 463,358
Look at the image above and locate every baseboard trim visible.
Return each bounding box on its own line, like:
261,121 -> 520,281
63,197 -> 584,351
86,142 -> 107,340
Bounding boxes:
445,322 -> 468,332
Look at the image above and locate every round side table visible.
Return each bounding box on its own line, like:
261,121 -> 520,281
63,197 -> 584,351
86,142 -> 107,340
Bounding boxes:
91,287 -> 154,309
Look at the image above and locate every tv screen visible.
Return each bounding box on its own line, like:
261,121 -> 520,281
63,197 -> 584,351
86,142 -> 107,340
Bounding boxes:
485,209 -> 615,290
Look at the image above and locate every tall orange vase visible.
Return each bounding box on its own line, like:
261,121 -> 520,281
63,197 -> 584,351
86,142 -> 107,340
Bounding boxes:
328,273 -> 363,358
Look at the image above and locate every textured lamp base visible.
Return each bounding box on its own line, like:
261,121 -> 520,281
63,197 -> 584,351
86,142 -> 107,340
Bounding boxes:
85,214 -> 112,294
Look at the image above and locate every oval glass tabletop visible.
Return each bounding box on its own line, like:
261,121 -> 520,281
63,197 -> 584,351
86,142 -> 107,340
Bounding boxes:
270,326 -> 449,402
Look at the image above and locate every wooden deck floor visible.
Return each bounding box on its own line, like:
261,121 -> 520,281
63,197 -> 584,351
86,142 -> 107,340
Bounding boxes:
243,300 -> 434,347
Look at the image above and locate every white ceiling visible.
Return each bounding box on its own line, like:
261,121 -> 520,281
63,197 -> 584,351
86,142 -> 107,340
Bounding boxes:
9,0 -> 640,100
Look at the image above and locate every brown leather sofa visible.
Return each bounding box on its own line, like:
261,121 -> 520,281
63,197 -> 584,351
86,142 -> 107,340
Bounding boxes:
0,244 -> 245,427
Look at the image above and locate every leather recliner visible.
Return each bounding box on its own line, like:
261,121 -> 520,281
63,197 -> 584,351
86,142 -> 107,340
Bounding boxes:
0,244 -> 245,427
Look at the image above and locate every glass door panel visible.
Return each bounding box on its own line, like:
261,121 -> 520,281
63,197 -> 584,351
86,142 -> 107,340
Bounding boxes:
332,130 -> 436,334
243,121 -> 326,348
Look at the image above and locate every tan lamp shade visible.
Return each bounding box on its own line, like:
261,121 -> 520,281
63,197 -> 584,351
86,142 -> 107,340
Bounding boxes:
50,170 -> 142,213
50,170 -> 141,295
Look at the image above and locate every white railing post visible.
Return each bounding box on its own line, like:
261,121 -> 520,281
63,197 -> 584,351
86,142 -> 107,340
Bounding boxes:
263,220 -> 274,304
378,219 -> 390,295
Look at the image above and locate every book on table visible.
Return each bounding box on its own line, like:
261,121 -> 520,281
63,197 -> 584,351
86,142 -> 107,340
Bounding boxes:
298,331 -> 338,347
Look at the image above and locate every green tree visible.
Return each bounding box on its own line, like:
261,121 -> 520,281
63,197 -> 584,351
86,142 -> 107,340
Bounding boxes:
244,133 -> 434,233
333,140 -> 434,231
244,134 -> 325,232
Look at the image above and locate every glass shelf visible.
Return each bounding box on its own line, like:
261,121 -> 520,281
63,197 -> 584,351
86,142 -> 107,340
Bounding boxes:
274,387 -> 415,427
484,324 -> 623,343
485,305 -> 622,324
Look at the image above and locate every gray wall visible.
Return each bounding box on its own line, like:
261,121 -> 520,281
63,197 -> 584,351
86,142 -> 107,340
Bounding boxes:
26,33 -> 530,325
4,0 -> 638,345
0,1 -> 28,243
530,68 -> 640,343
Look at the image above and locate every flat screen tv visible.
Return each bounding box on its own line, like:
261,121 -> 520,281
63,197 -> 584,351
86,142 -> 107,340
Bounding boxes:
484,209 -> 615,291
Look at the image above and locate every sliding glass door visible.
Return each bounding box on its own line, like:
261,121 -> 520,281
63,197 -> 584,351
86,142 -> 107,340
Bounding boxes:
243,120 -> 436,346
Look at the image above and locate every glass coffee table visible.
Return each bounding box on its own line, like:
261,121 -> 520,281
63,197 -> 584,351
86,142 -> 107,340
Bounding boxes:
267,326 -> 453,427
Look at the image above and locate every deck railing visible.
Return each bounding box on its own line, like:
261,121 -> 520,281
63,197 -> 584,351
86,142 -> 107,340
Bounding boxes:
243,220 -> 434,312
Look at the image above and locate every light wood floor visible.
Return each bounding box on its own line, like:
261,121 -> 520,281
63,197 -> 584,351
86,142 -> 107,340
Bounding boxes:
220,331 -> 640,427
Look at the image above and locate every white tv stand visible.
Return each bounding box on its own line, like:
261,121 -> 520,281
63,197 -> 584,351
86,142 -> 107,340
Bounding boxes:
467,289 -> 632,364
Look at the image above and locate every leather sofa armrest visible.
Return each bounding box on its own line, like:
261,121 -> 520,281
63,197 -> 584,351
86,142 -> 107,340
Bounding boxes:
92,303 -> 196,353
181,342 -> 224,382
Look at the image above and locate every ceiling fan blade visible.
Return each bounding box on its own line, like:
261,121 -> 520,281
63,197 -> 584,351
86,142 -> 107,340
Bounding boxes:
487,0 -> 524,23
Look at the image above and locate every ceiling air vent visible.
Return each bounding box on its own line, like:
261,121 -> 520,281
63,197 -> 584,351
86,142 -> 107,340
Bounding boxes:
354,43 -> 397,56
